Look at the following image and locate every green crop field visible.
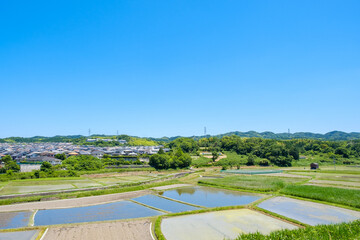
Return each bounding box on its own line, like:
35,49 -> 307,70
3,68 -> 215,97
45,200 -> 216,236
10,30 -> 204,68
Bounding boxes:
280,184 -> 360,208
199,175 -> 304,192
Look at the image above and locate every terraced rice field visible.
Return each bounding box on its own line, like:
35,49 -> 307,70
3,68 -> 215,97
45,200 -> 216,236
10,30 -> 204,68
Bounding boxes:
42,219 -> 153,240
0,174 -> 165,196
161,186 -> 263,207
0,183 -> 359,240
34,200 -> 163,226
0,230 -> 40,240
161,209 -> 298,240
0,211 -> 32,229
258,196 -> 360,226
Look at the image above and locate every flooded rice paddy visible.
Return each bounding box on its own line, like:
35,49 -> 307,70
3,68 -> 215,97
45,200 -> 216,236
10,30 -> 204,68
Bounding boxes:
0,211 -> 32,229
161,186 -> 262,207
132,194 -> 201,213
258,196 -> 360,226
161,209 -> 298,240
0,230 -> 39,240
34,200 -> 163,226
1,183 -> 360,240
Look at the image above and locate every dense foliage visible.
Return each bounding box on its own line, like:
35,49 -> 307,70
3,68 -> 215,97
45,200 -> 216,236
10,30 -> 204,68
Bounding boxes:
62,155 -> 103,171
0,155 -> 20,173
168,138 -> 199,153
149,148 -> 191,170
194,136 -> 360,167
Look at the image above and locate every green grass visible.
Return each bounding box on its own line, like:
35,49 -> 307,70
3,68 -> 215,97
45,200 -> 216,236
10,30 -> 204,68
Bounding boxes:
192,156 -> 213,167
280,185 -> 360,208
235,220 -> 360,240
215,151 -> 248,166
198,175 -> 304,192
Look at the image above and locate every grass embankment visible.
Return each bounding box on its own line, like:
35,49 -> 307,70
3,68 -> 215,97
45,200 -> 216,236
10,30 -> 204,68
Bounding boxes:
0,179 -> 180,206
199,175 -> 304,192
236,220 -> 360,240
280,185 -> 360,208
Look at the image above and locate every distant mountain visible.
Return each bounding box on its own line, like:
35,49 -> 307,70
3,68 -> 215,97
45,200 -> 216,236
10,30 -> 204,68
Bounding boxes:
1,131 -> 360,143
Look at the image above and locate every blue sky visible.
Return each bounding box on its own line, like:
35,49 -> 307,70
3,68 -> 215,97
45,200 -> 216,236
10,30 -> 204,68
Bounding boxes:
1,0 -> 359,138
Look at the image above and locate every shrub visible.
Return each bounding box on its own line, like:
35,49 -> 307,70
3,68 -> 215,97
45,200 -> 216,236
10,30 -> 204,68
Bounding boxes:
246,154 -> 255,166
259,159 -> 270,166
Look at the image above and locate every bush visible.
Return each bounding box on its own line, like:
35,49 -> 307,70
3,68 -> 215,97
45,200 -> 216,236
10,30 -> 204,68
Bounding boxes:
259,159 -> 270,166
40,162 -> 53,172
246,155 -> 255,166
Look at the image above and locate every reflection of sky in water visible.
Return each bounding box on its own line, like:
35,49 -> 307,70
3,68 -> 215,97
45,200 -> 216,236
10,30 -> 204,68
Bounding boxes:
0,211 -> 32,229
132,194 -> 201,213
259,197 -> 360,226
162,186 -> 262,208
35,201 -> 163,226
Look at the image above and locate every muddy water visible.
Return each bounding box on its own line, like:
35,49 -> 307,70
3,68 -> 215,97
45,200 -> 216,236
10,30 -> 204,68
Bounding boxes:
258,196 -> 360,226
0,211 -> 32,229
132,194 -> 201,213
161,186 -> 262,207
34,200 -> 163,226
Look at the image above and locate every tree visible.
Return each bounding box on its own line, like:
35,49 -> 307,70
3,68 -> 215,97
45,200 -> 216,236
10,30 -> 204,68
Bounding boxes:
335,147 -> 349,158
54,153 -> 66,160
149,154 -> 170,170
246,154 -> 255,166
158,148 -> 165,154
212,151 -> 219,162
40,161 -> 53,172
259,159 -> 270,166
2,155 -> 20,172
1,155 -> 13,164
168,138 -> 199,153
289,147 -> 300,160
5,161 -> 20,172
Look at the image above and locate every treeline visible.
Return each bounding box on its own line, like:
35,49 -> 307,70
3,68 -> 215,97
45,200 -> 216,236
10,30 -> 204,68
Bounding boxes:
165,136 -> 360,167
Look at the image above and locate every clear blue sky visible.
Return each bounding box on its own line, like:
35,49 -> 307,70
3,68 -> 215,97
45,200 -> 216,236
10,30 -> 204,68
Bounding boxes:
1,0 -> 359,138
